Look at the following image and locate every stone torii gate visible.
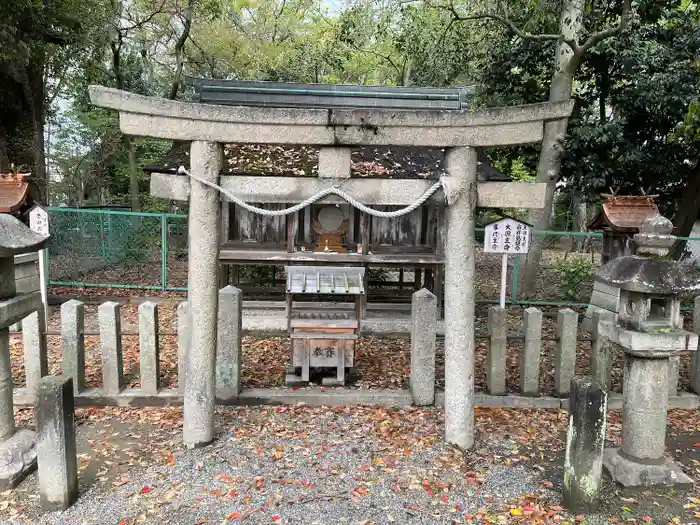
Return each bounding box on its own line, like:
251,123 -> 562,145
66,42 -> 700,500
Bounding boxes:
89,85 -> 573,450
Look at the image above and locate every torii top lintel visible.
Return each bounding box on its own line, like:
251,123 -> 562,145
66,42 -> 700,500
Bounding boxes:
88,86 -> 574,148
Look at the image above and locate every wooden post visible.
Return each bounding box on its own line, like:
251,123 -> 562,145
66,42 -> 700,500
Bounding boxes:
360,213 -> 370,320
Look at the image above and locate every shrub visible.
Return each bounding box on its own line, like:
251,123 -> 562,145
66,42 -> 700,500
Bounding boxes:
553,255 -> 595,301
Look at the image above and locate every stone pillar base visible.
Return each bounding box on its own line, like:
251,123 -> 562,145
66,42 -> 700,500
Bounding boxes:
603,448 -> 693,488
0,429 -> 37,489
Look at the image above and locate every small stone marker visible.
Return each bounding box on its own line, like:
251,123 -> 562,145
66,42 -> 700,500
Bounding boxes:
216,286 -> 243,400
410,288 -> 436,405
37,376 -> 78,510
563,377 -> 607,513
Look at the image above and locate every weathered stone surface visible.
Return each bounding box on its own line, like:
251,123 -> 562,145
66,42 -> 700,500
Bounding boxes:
89,85 -> 574,147
598,320 -> 697,357
98,302 -> 124,396
690,295 -> 700,394
0,329 -> 16,440
0,258 -> 14,301
183,141 -> 222,448
622,357 -> 668,461
61,300 -> 85,395
410,288 -> 436,406
443,146 -> 477,450
151,173 -> 548,209
0,214 -> 48,257
633,215 -> 675,257
216,286 -> 243,401
0,292 -> 42,329
603,448 -> 693,488
520,307 -> 542,396
590,310 -> 614,390
563,377 -> 607,513
668,354 -> 680,398
37,376 -> 78,510
555,309 -> 578,397
22,308 -> 48,393
596,257 -> 700,296
318,147 -> 351,178
139,302 -> 160,395
0,428 -> 36,490
486,306 -> 507,395
177,301 -> 190,394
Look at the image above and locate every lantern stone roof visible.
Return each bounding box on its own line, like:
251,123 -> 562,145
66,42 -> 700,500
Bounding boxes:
588,194 -> 660,233
0,173 -> 31,214
595,214 -> 700,296
595,257 -> 700,296
0,213 -> 48,257
144,142 -> 511,181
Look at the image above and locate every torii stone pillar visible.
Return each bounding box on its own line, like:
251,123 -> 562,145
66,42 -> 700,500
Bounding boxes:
0,214 -> 48,487
87,85 -> 574,450
443,147 -> 478,449
183,142 -> 223,447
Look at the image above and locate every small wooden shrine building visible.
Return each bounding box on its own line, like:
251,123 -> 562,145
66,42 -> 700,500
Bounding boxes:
0,173 -> 34,218
145,81 -> 515,313
588,194 -> 660,264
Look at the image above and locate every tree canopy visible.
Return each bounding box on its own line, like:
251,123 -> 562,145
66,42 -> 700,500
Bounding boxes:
2,0 -> 698,248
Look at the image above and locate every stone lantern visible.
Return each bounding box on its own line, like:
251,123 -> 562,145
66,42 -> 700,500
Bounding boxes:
597,215 -> 700,487
0,213 -> 48,488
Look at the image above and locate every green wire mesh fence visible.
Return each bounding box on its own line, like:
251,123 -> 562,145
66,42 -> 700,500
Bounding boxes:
44,208 -> 700,307
47,207 -> 187,291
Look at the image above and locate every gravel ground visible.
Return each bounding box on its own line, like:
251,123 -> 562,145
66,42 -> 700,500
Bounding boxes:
5,405 -> 698,524
5,406 -> 558,525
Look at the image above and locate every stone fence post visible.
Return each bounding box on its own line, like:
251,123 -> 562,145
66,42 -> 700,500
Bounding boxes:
37,376 -> 78,510
410,288 -> 436,406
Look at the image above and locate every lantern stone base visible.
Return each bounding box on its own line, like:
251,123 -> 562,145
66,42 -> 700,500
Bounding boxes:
603,448 -> 693,488
0,429 -> 37,489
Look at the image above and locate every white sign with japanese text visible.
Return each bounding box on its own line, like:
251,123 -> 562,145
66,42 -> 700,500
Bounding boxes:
28,204 -> 49,327
484,217 -> 531,254
29,205 -> 49,236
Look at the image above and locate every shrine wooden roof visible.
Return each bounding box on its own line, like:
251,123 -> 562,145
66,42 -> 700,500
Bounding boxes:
588,194 -> 660,233
144,142 -> 512,182
0,173 -> 31,213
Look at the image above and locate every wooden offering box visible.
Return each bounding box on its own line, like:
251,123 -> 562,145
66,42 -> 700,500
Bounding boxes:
284,265 -> 365,385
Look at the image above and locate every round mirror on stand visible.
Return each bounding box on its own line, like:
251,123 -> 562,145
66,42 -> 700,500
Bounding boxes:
312,205 -> 349,252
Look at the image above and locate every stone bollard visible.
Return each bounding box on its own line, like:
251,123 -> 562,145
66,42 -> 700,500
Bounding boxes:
37,376 -> 78,510
563,377 -> 607,513
216,286 -> 243,401
410,288 -> 437,405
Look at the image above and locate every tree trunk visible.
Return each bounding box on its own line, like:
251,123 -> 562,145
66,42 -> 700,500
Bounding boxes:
127,137 -> 140,211
671,169 -> 700,258
28,58 -> 46,204
571,189 -> 587,252
519,0 -> 584,297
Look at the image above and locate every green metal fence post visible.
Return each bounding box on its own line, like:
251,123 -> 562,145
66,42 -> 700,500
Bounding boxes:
161,214 -> 168,291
